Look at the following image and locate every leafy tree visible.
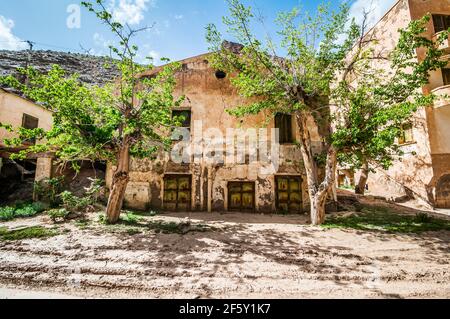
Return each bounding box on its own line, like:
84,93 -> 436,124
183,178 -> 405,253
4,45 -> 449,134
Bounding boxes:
206,0 -> 360,225
206,0 -> 448,224
332,15 -> 449,195
0,0 -> 182,223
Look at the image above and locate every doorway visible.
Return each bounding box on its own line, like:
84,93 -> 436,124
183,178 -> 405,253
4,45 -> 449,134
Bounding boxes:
228,181 -> 255,212
275,176 -> 303,213
163,175 -> 192,211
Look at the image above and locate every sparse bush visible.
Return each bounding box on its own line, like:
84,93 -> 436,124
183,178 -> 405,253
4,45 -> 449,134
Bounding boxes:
121,212 -> 142,225
47,208 -> 70,223
0,202 -> 47,221
59,191 -> 92,213
415,212 -> 432,223
0,207 -> 15,221
33,177 -> 64,207
0,226 -> 59,241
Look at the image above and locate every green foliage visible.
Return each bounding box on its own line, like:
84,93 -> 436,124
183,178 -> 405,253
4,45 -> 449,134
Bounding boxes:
33,177 -> 64,207
0,202 -> 47,221
323,207 -> 450,233
332,15 -> 449,171
0,226 -> 59,241
0,0 -> 183,170
59,191 -> 92,213
47,208 -> 71,223
120,211 -> 142,225
0,207 -> 16,221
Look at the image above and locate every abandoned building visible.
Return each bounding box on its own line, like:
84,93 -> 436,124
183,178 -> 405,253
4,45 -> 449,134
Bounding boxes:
0,87 -> 53,202
105,52 -> 325,213
1,0 -> 449,212
336,0 -> 450,209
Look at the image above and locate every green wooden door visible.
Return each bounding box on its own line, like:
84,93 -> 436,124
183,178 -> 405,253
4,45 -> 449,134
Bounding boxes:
276,176 -> 302,213
228,182 -> 255,212
163,175 -> 192,211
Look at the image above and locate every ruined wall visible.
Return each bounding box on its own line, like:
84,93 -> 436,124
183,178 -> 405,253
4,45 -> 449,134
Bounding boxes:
107,54 -> 324,212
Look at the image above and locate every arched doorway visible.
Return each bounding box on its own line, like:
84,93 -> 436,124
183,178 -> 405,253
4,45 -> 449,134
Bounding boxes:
436,174 -> 450,208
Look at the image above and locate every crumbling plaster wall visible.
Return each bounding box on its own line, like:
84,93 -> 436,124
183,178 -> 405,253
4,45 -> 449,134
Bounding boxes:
107,54 -> 324,212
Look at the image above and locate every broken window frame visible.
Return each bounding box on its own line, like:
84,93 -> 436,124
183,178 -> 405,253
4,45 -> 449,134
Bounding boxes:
21,113 -> 39,145
397,122 -> 414,145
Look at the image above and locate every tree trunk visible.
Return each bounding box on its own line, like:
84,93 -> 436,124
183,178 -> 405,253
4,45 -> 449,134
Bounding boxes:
310,191 -> 327,225
355,161 -> 369,195
295,112 -> 337,226
106,144 -> 130,224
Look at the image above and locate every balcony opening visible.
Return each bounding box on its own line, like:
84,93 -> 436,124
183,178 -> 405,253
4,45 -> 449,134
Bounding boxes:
432,14 -> 450,33
442,68 -> 450,86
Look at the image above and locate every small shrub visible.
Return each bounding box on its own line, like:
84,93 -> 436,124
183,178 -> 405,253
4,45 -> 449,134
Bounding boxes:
0,207 -> 15,221
415,212 -> 432,223
33,177 -> 64,207
59,191 -> 92,213
0,226 -> 59,241
121,212 -> 142,225
47,208 -> 70,223
97,214 -> 106,224
14,205 -> 39,217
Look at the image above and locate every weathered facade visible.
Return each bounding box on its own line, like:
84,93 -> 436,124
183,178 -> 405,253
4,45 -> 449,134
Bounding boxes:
106,54 -> 326,213
0,88 -> 53,202
342,0 -> 450,208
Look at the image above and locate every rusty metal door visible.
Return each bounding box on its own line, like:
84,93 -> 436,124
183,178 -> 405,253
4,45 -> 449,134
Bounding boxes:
228,182 -> 255,212
163,175 -> 192,211
275,176 -> 302,213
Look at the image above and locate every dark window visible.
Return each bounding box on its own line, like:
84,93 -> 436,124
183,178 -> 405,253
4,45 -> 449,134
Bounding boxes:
228,182 -> 255,212
432,14 -> 450,33
275,176 -> 302,213
442,68 -> 450,86
215,70 -> 227,79
22,114 -> 39,145
163,175 -> 192,212
398,123 -> 414,145
172,110 -> 191,129
275,113 -> 293,144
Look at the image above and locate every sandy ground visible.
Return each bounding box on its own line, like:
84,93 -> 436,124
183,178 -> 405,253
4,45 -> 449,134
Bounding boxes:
0,211 -> 449,299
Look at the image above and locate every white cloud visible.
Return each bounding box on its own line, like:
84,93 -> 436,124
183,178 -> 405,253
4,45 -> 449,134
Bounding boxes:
108,0 -> 156,26
348,0 -> 397,30
0,15 -> 28,50
148,49 -> 160,62
174,14 -> 184,20
91,32 -> 114,56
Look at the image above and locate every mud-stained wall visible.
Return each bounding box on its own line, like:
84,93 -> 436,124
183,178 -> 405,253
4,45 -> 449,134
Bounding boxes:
107,55 -> 324,212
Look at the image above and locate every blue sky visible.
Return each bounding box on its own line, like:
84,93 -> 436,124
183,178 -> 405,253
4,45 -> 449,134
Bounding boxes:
0,0 -> 397,65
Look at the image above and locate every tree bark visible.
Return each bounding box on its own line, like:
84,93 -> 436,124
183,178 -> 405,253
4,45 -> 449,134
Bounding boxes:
355,161 -> 369,195
106,143 -> 130,224
295,112 -> 337,226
